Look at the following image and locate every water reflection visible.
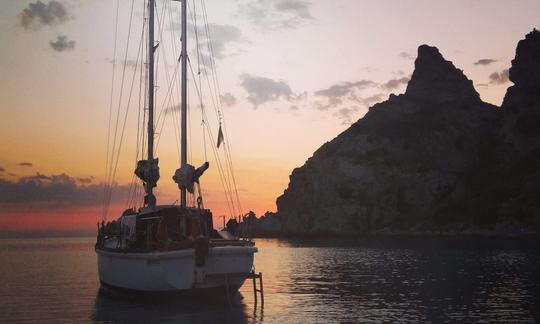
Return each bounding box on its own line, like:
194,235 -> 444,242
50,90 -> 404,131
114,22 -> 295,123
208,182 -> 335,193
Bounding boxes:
1,237 -> 538,323
91,287 -> 261,323
252,238 -> 540,323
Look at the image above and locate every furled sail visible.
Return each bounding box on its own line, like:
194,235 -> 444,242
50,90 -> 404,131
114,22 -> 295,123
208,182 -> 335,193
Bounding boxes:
134,158 -> 160,205
173,162 -> 209,193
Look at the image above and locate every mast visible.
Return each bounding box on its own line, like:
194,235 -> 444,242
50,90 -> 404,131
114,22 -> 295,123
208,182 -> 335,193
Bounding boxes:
180,0 -> 188,208
147,0 -> 156,206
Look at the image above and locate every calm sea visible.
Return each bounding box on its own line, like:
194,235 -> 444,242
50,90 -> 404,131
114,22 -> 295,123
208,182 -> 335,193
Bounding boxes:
0,237 -> 539,323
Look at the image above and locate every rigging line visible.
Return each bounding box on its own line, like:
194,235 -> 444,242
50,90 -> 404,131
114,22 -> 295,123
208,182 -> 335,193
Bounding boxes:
200,0 -> 221,120
153,5 -> 180,148
104,0 -> 136,218
172,101 -> 182,165
199,67 -> 243,216
192,66 -> 238,218
189,60 -> 236,218
153,0 -> 178,151
127,10 -> 147,208
127,0 -> 146,208
189,0 -> 204,164
151,4 -> 161,155
187,62 -> 235,212
189,0 -> 202,77
125,34 -> 144,208
189,65 -> 235,204
153,0 -> 169,128
133,4 -> 147,210
150,0 -> 168,157
202,117 -> 207,161
154,68 -> 179,151
134,6 -> 146,203
108,14 -> 143,214
139,0 -> 148,209
106,16 -> 145,214
188,86 -> 193,165
198,46 -> 244,216
166,5 -> 182,167
154,34 -> 180,151
154,53 -> 179,140
200,107 -> 235,217
164,0 -> 182,163
103,0 -> 121,221
186,0 -> 195,167
200,0 -> 243,215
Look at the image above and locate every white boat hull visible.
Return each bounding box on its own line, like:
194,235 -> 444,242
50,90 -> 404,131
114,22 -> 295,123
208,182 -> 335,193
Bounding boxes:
96,246 -> 257,292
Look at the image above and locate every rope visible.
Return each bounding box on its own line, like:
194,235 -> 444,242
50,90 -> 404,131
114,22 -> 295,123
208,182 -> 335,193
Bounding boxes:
107,7 -> 144,215
200,0 -> 244,217
103,0 -> 120,221
188,60 -> 236,218
103,0 -> 136,218
126,1 -> 147,209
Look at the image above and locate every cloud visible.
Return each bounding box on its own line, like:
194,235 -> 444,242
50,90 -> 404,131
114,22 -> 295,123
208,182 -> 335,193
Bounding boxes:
361,93 -> 385,106
204,24 -> 242,59
20,0 -> 69,30
49,35 -> 76,52
489,69 -> 510,85
182,23 -> 243,71
240,74 -> 295,107
314,80 -> 377,110
315,80 -> 376,98
0,172 -> 129,207
381,77 -> 410,90
8,173 -> 16,177
399,51 -> 415,60
474,58 -> 497,66
106,58 -> 139,68
333,106 -> 363,125
220,93 -> 237,107
19,162 -> 33,167
275,0 -> 312,18
0,167 -> 4,173
237,0 -> 314,30
78,177 -> 93,184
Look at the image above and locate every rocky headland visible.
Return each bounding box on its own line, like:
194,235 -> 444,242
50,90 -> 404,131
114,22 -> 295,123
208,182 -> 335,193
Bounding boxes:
253,29 -> 540,237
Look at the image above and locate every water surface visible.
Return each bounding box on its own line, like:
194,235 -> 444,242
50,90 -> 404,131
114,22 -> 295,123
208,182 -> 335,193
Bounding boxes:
0,237 -> 538,323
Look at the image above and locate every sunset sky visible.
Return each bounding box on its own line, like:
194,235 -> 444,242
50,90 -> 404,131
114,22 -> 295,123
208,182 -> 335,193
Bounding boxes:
1,0 -> 539,235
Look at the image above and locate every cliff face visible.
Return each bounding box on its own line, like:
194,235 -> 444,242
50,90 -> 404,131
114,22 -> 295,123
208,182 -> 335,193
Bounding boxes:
276,30 -> 540,236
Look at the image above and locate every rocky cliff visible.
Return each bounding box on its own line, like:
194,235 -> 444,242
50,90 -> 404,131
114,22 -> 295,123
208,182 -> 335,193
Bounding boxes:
275,30 -> 540,236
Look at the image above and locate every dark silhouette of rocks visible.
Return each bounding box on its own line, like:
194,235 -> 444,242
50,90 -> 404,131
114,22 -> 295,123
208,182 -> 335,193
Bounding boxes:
272,30 -> 540,237
406,45 -> 482,105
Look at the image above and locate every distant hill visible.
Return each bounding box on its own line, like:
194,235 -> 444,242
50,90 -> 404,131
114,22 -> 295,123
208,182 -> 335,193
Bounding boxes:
271,29 -> 540,237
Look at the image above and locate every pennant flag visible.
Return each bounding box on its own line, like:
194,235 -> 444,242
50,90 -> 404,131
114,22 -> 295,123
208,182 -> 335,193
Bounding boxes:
217,124 -> 224,148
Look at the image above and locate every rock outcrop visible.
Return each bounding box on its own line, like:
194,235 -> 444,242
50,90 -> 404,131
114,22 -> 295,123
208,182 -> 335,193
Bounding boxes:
275,30 -> 540,236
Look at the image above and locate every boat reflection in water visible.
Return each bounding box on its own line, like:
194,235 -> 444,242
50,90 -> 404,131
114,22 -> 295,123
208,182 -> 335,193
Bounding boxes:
92,286 -> 264,323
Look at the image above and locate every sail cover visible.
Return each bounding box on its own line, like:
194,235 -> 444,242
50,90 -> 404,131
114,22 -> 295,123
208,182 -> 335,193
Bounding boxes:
134,158 -> 160,193
173,162 -> 209,193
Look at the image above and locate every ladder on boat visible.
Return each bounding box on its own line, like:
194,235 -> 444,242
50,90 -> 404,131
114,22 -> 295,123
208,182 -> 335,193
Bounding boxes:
205,270 -> 264,306
249,271 -> 264,306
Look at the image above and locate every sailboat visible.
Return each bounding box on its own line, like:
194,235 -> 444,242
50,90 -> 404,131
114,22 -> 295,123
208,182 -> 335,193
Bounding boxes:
95,0 -> 257,292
